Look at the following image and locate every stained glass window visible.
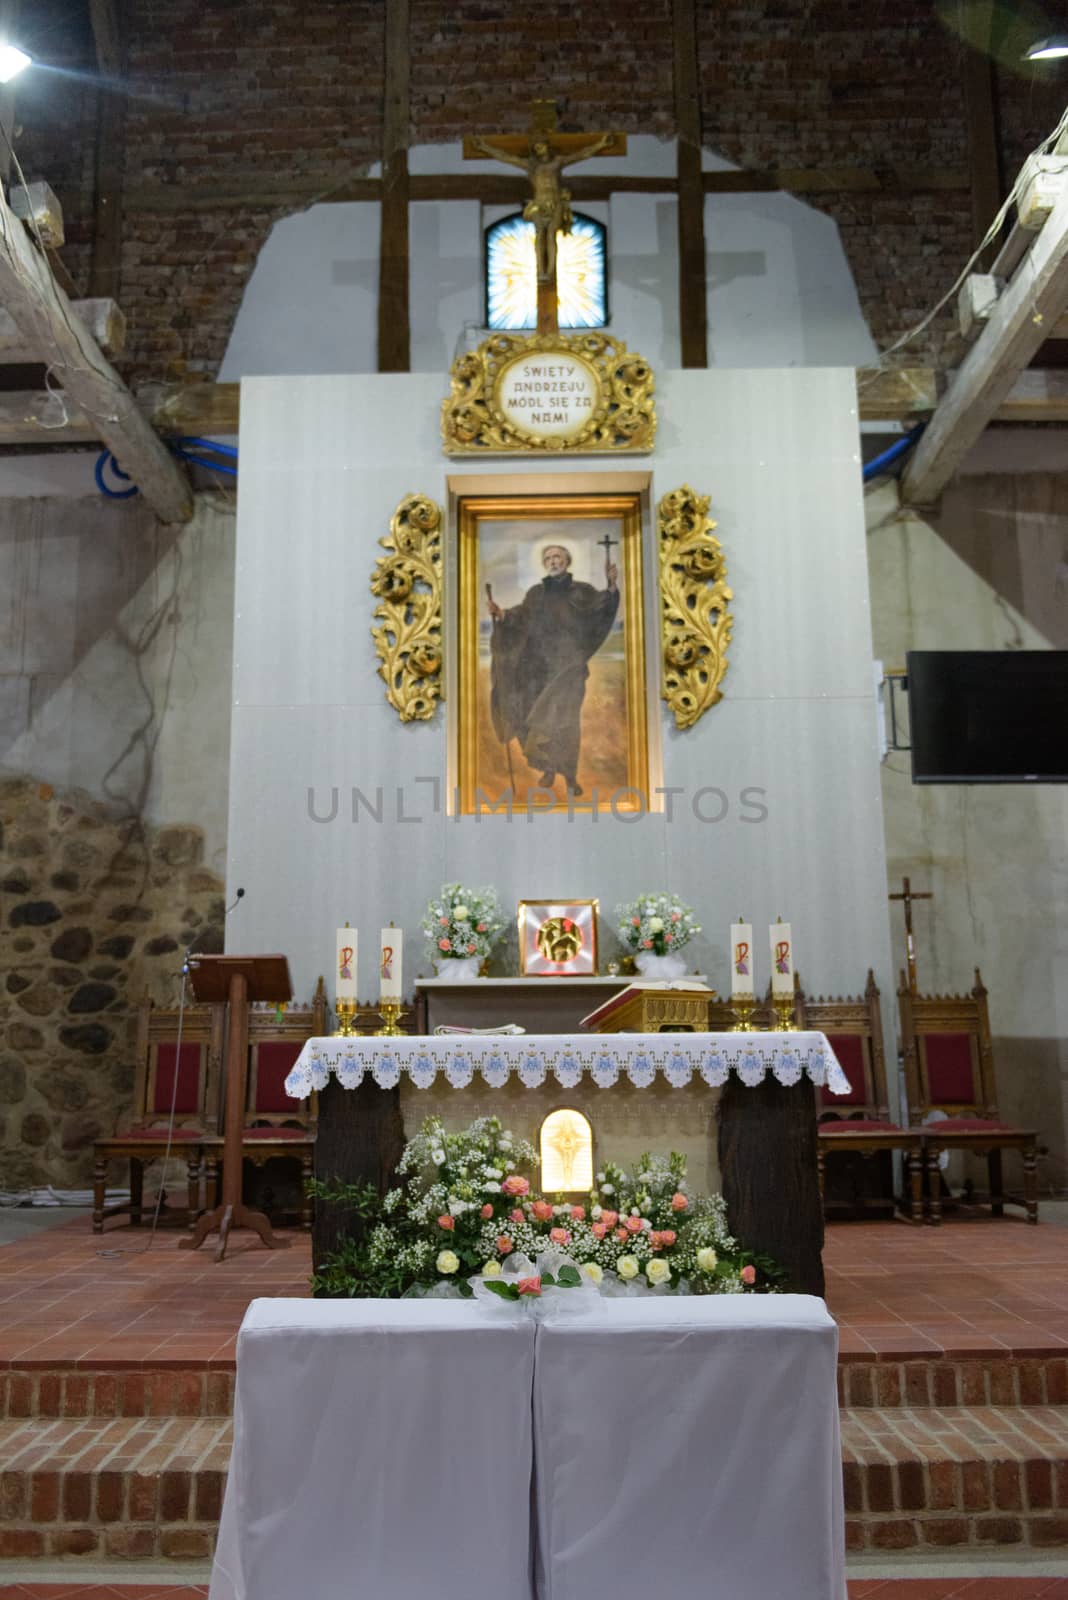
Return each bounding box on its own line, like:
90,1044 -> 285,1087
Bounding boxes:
485,212 -> 607,331
540,1108 -> 594,1194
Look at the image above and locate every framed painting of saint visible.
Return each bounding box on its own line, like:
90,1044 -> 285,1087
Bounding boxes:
457,492 -> 649,814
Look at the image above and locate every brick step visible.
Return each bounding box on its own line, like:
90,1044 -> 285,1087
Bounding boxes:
0,1368 -> 234,1420
839,1355 -> 1068,1409
842,1403 -> 1068,1551
0,1414 -> 230,1561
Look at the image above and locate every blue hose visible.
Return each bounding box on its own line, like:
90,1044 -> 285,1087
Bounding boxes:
862,422 -> 925,482
94,450 -> 139,498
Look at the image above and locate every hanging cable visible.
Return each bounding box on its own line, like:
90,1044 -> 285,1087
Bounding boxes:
94,449 -> 138,498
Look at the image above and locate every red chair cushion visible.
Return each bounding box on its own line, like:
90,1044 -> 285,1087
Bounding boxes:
244,1125 -> 311,1140
819,1034 -> 868,1107
820,1118 -> 902,1133
253,1041 -> 304,1112
153,1042 -> 204,1115
921,1032 -> 977,1104
125,1126 -> 202,1140
929,1117 -> 1019,1133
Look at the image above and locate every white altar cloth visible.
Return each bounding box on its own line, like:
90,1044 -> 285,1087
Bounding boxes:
208,1297 -> 537,1600
284,1030 -> 849,1097
533,1294 -> 845,1600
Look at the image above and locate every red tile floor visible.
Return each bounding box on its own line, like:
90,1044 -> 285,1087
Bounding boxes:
0,1214 -> 1065,1369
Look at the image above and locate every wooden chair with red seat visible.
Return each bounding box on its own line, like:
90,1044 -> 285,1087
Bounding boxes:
799,970 -> 924,1224
899,969 -> 1038,1224
203,978 -> 326,1230
92,995 -> 225,1232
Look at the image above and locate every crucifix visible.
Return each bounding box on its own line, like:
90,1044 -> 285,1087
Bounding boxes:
464,100 -> 626,337
888,876 -> 934,994
597,528 -> 619,588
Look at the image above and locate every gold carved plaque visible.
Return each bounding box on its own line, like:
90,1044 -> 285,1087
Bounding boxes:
658,486 -> 733,730
441,331 -> 655,455
371,493 -> 443,723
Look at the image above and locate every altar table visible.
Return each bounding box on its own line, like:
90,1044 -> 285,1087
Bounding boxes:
208,1294 -> 845,1600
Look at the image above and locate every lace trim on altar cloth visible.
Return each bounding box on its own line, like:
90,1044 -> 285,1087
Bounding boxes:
283,1032 -> 850,1098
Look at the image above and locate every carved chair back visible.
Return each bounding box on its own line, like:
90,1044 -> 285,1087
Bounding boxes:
244,977 -> 327,1129
898,969 -> 999,1124
132,995 -> 225,1131
796,970 -> 890,1122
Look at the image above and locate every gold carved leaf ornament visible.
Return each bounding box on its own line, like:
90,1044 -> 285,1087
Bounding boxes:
371,493 -> 443,722
658,486 -> 733,730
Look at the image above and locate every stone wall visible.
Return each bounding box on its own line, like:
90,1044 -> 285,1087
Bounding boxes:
12,0 -> 1068,383
1,777 -> 225,1190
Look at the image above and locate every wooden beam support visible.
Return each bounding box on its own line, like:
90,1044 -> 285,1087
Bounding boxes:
672,0 -> 707,367
856,366 -> 940,421
0,184 -> 192,518
0,297 -> 125,361
87,0 -> 127,299
902,175 -> 1068,505
377,0 -> 410,373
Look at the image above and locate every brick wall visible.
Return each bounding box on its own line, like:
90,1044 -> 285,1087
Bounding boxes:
11,0 -> 1068,384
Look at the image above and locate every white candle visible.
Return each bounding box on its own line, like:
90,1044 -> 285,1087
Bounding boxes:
336,927 -> 357,1000
770,920 -> 793,996
730,921 -> 754,996
380,927 -> 402,1001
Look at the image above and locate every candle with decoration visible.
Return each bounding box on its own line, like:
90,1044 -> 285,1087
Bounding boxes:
380,926 -> 403,1001
769,919 -> 793,995
730,919 -> 753,996
336,925 -> 357,1000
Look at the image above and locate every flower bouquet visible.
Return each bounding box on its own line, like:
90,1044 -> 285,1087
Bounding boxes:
615,892 -> 700,978
422,882 -> 503,978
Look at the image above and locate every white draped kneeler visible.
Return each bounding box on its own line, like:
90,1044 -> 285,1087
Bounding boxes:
532,1295 -> 846,1600
209,1298 -> 537,1600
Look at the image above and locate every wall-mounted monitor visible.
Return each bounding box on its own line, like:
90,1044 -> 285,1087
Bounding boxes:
907,650 -> 1068,783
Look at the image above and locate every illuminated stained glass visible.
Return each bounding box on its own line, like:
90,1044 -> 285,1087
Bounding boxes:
540,1108 -> 594,1193
486,212 -> 607,331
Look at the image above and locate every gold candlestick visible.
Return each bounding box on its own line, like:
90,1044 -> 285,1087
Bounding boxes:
333,999 -> 358,1037
771,993 -> 795,1032
730,993 -> 757,1032
375,1000 -> 405,1037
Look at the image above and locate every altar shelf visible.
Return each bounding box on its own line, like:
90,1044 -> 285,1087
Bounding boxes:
283,1030 -> 849,1097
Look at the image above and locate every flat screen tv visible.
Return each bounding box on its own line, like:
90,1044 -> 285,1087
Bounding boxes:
907,651 -> 1068,783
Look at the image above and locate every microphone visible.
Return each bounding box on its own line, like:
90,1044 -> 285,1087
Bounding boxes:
224,886 -> 246,917
182,888 -> 247,974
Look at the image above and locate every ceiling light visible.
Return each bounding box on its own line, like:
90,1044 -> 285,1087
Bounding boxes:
1025,36 -> 1068,60
0,43 -> 31,82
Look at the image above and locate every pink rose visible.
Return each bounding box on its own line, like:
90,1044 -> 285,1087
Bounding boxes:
549,1227 -> 571,1246
650,1232 -> 663,1251
439,917 -> 449,926
660,1229 -> 676,1247
601,1210 -> 618,1229
632,916 -> 640,926
517,1276 -> 541,1297
477,922 -> 486,932
625,1215 -> 643,1233
591,1222 -> 607,1239
532,1200 -> 553,1222
741,1264 -> 756,1285
671,911 -> 680,921
571,1205 -> 585,1221
642,939 -> 653,948
671,1192 -> 688,1212
510,1208 -> 525,1224
439,938 -> 451,951
502,1175 -> 530,1197
481,1203 -> 494,1220
664,933 -> 673,943
614,1228 -> 629,1243
497,1235 -> 513,1255
437,1214 -> 455,1231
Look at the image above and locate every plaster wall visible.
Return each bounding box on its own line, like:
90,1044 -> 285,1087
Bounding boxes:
866,475 -> 1068,1192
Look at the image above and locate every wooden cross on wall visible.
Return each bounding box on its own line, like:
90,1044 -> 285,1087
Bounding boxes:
463,100 -> 626,337
889,876 -> 934,994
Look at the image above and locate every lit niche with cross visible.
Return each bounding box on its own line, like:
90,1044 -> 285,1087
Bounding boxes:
540,1108 -> 594,1195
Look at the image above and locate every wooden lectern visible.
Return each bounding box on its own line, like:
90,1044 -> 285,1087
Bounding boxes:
180,954 -> 293,1262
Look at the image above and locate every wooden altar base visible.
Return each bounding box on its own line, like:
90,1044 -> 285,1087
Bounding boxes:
3,1218 -> 1068,1564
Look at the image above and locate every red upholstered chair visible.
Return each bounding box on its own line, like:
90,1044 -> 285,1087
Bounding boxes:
799,971 -> 924,1224
203,978 -> 326,1230
899,969 -> 1037,1224
92,996 -> 225,1231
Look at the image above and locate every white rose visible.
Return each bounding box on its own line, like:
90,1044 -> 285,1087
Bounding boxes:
601,1183 -> 614,1196
448,1199 -> 465,1216
432,1148 -> 446,1165
630,1208 -> 640,1218
436,1250 -> 460,1275
582,1262 -> 604,1285
482,1260 -> 502,1278
696,1247 -> 718,1273
596,1171 -> 606,1184
640,1218 -> 653,1231
591,1205 -> 603,1219
617,1255 -> 639,1281
483,1167 -> 503,1179
453,904 -> 469,919
648,916 -> 664,932
483,1182 -> 501,1194
646,1258 -> 671,1286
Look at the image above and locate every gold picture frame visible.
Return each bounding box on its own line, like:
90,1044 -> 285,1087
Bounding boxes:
457,492 -> 649,814
518,899 -> 599,976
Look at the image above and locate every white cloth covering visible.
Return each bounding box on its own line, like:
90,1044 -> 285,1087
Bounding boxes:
284,1030 -> 849,1097
532,1294 -> 846,1600
209,1297 -> 538,1600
